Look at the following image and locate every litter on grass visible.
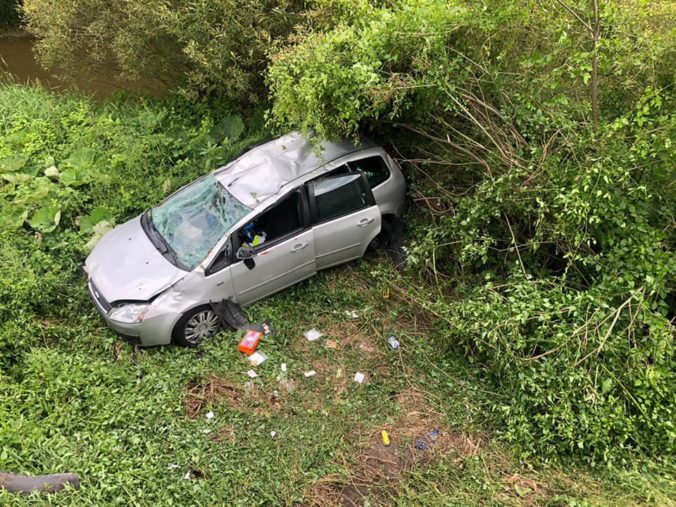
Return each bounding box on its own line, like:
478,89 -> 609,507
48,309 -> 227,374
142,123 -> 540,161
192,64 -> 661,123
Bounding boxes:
248,351 -> 267,366
354,372 -> 365,384
167,464 -> 180,470
304,370 -> 317,377
280,379 -> 295,393
415,428 -> 441,451
381,430 -> 391,447
205,411 -> 215,420
247,370 -> 258,379
281,363 -> 287,372
270,431 -> 277,438
386,334 -> 400,350
304,328 -> 323,342
239,329 -> 262,355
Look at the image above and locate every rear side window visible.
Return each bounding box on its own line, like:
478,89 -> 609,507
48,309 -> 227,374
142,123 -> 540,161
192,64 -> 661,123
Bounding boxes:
348,156 -> 390,188
310,174 -> 368,224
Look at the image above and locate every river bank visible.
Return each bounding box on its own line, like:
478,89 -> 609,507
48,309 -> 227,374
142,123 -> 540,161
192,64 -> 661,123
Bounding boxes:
0,31 -> 169,98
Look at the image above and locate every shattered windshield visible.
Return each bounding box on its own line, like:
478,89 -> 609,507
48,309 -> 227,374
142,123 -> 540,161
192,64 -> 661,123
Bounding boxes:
150,175 -> 251,270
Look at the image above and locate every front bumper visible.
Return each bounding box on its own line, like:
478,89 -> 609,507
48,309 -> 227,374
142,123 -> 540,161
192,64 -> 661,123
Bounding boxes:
87,278 -> 175,346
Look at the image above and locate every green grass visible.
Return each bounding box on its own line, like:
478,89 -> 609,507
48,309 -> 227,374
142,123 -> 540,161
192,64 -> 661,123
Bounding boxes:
0,85 -> 673,505
1,262 -> 673,505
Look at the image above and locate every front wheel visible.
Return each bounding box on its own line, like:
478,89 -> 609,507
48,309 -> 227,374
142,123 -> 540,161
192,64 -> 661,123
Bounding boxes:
172,306 -> 221,347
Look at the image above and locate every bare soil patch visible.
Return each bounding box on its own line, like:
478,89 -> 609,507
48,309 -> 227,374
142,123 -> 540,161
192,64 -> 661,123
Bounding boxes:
307,387 -> 482,506
183,375 -> 243,419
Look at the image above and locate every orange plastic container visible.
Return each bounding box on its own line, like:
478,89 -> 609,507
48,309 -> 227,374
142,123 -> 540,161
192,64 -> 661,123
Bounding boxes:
238,330 -> 262,355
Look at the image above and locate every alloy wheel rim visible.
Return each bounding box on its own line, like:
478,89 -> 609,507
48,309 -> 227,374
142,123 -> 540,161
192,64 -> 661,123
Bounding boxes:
184,310 -> 220,345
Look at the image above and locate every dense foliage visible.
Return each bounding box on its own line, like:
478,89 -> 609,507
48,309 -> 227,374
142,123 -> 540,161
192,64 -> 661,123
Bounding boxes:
268,0 -> 676,463
8,0 -> 676,468
22,0 -> 303,103
0,0 -> 21,29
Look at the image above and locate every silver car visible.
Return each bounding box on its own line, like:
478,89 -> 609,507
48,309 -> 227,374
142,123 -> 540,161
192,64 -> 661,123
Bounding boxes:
84,132 -> 407,346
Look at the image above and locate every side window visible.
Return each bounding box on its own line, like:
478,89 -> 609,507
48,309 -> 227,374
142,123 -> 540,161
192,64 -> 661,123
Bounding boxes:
206,240 -> 232,276
309,174 -> 369,224
317,164 -> 352,180
348,156 -> 390,189
237,189 -> 303,250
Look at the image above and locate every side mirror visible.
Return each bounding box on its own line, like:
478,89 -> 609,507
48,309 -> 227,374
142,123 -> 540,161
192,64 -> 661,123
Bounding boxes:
236,245 -> 256,260
237,245 -> 256,270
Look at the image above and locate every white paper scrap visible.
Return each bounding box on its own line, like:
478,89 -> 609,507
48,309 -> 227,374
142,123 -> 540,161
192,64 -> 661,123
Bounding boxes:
304,328 -> 324,342
354,372 -> 365,384
247,370 -> 258,378
205,411 -> 214,420
270,431 -> 277,438
304,370 -> 317,377
281,363 -> 287,372
248,351 -> 267,367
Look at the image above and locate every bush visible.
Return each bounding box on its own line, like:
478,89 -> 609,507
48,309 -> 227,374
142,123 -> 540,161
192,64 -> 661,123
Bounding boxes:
22,0 -> 302,104
266,0 -> 676,463
0,0 -> 21,30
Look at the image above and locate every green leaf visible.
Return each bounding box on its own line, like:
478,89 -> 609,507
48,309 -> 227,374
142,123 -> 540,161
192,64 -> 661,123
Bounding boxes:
64,148 -> 96,170
211,115 -> 244,142
60,168 -> 91,187
0,154 -> 29,173
29,206 -> 61,233
1,172 -> 33,184
80,207 -> 114,233
85,220 -> 114,251
0,205 -> 28,231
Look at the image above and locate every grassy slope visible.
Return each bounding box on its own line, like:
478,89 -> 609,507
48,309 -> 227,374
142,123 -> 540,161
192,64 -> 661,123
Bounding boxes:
0,85 -> 673,506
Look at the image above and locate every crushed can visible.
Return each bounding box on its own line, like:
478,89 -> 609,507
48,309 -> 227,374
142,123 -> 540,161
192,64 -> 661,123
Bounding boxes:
386,334 -> 400,350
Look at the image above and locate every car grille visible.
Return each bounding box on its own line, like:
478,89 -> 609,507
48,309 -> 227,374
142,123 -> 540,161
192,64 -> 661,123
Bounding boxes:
88,279 -> 112,313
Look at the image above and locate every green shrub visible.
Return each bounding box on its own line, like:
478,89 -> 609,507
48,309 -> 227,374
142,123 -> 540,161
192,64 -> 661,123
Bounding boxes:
266,0 -> 675,463
22,0 -> 302,104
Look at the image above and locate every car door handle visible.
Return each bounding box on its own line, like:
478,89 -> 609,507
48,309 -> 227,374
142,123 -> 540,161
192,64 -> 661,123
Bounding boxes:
291,242 -> 308,253
357,218 -> 374,227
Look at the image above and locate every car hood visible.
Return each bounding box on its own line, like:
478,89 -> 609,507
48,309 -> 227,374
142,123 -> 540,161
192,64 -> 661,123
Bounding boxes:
85,215 -> 188,303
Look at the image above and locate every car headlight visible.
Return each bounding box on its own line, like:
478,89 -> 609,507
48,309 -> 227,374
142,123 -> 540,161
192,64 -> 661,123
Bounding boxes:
108,303 -> 151,324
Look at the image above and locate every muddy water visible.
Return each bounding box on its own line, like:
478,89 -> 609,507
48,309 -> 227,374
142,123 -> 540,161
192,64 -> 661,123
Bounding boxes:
0,34 -> 170,98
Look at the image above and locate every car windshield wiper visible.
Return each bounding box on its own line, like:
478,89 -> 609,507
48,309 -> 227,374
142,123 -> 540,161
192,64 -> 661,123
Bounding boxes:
141,211 -> 188,270
141,210 -> 168,253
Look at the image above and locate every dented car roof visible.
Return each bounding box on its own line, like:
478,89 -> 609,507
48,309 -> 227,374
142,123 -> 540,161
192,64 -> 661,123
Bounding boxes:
214,132 -> 374,208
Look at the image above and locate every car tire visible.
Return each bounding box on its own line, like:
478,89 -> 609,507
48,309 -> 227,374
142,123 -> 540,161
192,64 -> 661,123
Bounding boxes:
172,305 -> 221,347
368,215 -> 393,252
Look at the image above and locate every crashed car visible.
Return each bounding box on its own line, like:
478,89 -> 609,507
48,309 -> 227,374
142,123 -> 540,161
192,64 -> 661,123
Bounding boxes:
84,132 -> 407,346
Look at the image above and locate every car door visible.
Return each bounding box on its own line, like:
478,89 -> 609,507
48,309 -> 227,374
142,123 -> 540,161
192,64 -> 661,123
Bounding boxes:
201,239 -> 237,303
308,173 -> 381,270
230,188 -> 316,305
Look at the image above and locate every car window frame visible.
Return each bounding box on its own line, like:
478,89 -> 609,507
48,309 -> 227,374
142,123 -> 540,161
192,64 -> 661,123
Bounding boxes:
204,235 -> 234,277
306,172 -> 375,226
230,186 -> 311,260
347,154 -> 392,189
